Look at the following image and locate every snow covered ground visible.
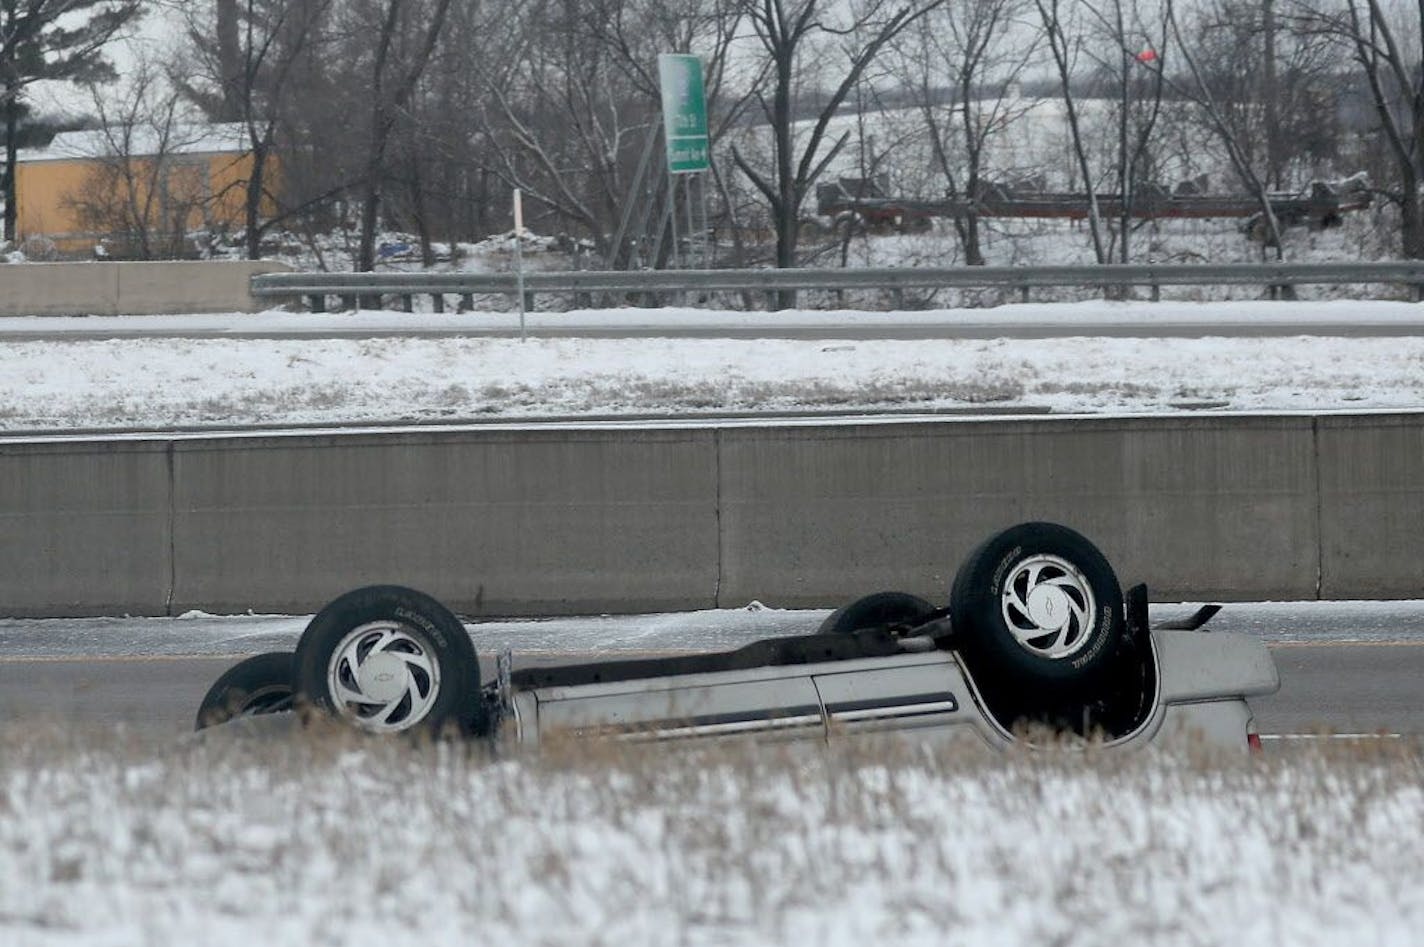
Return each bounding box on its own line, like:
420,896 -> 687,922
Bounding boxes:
3,299 -> 1424,431
3,726 -> 1422,947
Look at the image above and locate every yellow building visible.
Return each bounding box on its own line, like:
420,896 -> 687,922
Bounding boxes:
15,122 -> 277,257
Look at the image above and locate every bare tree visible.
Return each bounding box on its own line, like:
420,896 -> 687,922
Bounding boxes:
350,0 -> 449,269
1155,1 -> 1290,256
387,0 -> 504,246
580,0 -> 748,118
1080,0 -> 1169,263
176,0 -> 337,258
1181,1 -> 1342,188
1299,0 -> 1424,258
729,0 -> 946,302
1263,0 -> 1283,186
579,0 -> 754,267
225,0 -> 414,269
66,69 -> 212,259
179,0 -> 242,121
1035,0 -> 1110,262
897,0 -> 1042,265
472,1 -> 656,256
468,0 -> 746,260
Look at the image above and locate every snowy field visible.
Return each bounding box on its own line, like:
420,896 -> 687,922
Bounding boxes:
4,299 -> 1424,430
3,724 -> 1422,946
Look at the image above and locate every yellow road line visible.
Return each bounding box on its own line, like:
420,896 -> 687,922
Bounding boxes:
1268,640 -> 1424,648
0,653 -> 255,665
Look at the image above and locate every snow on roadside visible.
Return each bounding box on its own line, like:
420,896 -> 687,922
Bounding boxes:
2,728 -> 1422,946
4,320 -> 1424,431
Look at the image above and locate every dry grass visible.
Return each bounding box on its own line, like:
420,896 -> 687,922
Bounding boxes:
2,719 -> 1423,945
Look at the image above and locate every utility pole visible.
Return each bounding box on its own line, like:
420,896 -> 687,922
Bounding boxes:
1262,0 -> 1282,189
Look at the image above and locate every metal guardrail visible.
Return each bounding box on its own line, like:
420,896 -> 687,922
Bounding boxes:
251,261 -> 1424,310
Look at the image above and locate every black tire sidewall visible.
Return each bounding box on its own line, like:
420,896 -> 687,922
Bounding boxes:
293,585 -> 483,736
195,651 -> 295,730
818,591 -> 935,635
951,523 -> 1125,698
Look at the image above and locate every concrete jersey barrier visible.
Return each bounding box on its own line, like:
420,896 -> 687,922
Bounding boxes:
0,261 -> 291,316
0,411 -> 1419,617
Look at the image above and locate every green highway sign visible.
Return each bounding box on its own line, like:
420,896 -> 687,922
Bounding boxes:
658,54 -> 710,174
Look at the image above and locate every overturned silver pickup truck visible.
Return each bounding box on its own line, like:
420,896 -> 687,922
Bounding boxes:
196,522 -> 1280,752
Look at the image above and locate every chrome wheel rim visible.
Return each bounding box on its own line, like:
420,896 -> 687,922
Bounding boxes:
999,554 -> 1096,659
326,620 -> 441,732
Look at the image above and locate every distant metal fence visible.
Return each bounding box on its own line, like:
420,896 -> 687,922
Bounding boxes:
251,261 -> 1424,312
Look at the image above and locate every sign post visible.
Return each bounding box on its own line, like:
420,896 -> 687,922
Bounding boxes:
512,188 -> 526,341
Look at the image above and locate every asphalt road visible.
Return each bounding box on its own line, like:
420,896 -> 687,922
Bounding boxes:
0,640 -> 1417,739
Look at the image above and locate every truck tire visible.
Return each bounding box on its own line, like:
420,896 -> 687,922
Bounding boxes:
950,522 -> 1125,701
817,591 -> 935,636
292,585 -> 484,737
195,651 -> 295,730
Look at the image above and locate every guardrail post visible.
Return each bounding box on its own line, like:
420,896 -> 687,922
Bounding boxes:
1020,284 -> 1030,303
306,294 -> 325,313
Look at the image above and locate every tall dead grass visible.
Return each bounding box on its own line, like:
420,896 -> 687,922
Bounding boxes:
1,718 -> 1422,946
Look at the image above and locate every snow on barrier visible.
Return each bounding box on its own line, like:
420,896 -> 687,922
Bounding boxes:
0,411 -> 1419,617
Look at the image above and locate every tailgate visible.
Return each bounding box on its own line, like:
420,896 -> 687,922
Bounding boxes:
1154,630 -> 1280,702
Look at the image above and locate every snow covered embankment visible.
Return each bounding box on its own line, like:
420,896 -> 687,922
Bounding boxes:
5,324 -> 1424,431
2,726 -> 1421,946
